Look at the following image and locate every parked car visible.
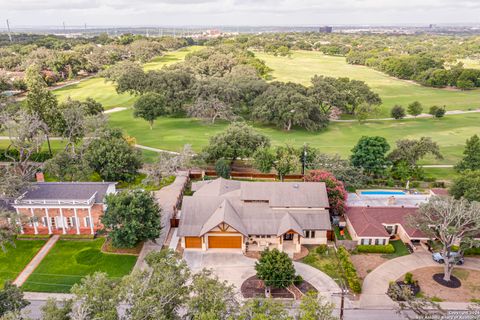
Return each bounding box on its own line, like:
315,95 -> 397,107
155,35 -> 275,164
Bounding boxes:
432,252 -> 464,265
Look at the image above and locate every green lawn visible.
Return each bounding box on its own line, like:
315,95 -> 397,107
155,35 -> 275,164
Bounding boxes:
256,51 -> 480,117
0,240 -> 46,287
22,238 -> 137,293
53,46 -> 202,110
382,240 -> 410,259
108,109 -> 480,166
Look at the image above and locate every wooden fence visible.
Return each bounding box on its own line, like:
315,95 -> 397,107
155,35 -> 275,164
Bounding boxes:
189,170 -> 304,181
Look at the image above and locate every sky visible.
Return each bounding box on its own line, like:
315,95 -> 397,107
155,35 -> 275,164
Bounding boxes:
1,0 -> 480,27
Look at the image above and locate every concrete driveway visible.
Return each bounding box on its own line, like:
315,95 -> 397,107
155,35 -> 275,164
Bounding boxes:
359,252 -> 480,309
183,250 -> 341,302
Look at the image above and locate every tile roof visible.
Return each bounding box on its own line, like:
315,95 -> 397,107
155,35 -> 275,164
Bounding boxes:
346,206 -> 426,239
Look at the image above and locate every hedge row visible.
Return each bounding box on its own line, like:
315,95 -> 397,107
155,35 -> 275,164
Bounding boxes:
357,244 -> 395,254
337,246 -> 362,293
59,234 -> 95,240
16,234 -> 51,240
0,149 -> 52,162
464,247 -> 480,256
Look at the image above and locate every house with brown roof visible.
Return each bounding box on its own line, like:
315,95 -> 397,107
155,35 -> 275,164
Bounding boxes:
177,178 -> 332,253
345,206 -> 429,245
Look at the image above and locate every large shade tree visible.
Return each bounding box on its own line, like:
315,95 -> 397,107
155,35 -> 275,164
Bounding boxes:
408,196 -> 480,281
350,136 -> 390,176
450,170 -> 480,202
102,190 -> 161,248
133,92 -> 168,129
202,122 -> 270,163
455,134 -> 480,172
255,248 -> 296,297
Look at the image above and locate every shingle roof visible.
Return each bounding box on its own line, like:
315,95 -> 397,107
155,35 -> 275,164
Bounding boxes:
178,178 -> 331,237
346,207 -> 426,238
17,182 -> 116,203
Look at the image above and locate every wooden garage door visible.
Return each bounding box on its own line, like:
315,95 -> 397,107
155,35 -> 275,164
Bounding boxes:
185,237 -> 202,248
208,236 -> 242,249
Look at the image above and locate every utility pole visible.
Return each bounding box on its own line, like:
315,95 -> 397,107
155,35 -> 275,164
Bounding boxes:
84,23 -> 87,35
63,21 -> 66,34
6,19 -> 12,42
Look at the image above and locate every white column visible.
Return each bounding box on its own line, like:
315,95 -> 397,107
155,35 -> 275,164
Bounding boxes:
30,208 -> 38,235
59,208 -> 66,234
15,208 -> 24,234
74,208 -> 80,235
45,208 -> 52,234
87,207 -> 94,235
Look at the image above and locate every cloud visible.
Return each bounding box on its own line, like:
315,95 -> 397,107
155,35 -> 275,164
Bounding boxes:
1,0 -> 479,26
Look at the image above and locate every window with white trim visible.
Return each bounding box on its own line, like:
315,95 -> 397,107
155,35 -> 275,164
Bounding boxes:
84,217 -> 91,228
361,238 -> 370,245
305,230 -> 316,238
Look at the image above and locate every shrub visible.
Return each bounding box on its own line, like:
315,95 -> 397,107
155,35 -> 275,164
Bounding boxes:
294,274 -> 303,286
356,244 -> 395,254
404,272 -> 413,285
16,234 -> 51,240
464,247 -> 480,256
391,105 -> 406,119
302,254 -> 317,265
429,105 -> 446,118
337,246 -> 362,293
316,244 -> 328,255
215,158 -> 231,179
59,234 -> 95,240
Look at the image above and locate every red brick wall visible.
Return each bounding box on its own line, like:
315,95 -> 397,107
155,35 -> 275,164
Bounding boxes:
18,204 -> 105,235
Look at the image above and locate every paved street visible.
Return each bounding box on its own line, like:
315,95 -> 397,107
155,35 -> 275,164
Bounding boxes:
360,252 -> 480,309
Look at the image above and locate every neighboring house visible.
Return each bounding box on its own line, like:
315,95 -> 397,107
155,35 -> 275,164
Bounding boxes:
347,193 -> 430,208
177,178 -> 332,253
345,206 -> 428,245
13,182 -> 116,235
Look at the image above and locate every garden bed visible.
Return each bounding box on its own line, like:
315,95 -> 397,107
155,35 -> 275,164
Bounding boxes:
240,275 -> 317,299
398,267 -> 480,302
101,238 -> 144,255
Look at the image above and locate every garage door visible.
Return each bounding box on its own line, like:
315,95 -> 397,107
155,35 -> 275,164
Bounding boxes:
208,236 -> 242,249
185,237 -> 202,248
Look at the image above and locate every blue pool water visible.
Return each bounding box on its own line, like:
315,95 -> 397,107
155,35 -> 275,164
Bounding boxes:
360,190 -> 406,195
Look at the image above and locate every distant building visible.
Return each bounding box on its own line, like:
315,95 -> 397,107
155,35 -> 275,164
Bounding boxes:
319,26 -> 333,33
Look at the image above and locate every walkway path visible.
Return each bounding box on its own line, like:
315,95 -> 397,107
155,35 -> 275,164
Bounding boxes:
134,171 -> 189,270
331,108 -> 480,122
104,107 -> 128,114
13,235 -> 59,287
359,252 -> 480,309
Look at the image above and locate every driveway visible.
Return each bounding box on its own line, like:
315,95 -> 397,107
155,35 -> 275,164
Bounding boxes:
183,251 -> 341,302
359,252 -> 480,309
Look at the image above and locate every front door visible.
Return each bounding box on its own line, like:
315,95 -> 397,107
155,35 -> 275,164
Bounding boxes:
283,233 -> 294,241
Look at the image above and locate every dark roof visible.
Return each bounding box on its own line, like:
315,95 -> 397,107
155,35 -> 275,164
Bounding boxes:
18,182 -> 116,203
346,206 -> 426,239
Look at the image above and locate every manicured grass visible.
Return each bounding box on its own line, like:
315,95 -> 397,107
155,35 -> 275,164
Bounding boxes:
423,167 -> 458,181
256,51 -> 480,117
22,238 -> 137,293
53,46 -> 201,110
0,240 -> 46,287
108,109 -> 480,165
382,240 -> 410,259
334,226 -> 352,240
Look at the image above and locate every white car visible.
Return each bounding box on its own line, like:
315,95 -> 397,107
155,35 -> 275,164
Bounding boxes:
432,252 -> 464,265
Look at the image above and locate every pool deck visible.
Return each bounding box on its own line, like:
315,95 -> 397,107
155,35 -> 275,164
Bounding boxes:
347,192 -> 431,208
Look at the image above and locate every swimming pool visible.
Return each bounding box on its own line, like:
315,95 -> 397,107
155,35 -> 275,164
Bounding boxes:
360,190 -> 406,195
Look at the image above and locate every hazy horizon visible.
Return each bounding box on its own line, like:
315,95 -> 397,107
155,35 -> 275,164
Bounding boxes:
1,0 -> 480,28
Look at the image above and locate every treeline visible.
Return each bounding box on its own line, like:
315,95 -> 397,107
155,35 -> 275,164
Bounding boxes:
216,33 -> 480,90
110,45 -> 381,131
0,33 -> 192,90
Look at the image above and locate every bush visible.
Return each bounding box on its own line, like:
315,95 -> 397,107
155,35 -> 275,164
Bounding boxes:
303,254 -> 317,264
337,246 -> 362,294
294,274 -> 303,286
215,158 -> 231,179
464,247 -> 480,256
59,234 -> 95,240
429,105 -> 446,118
16,234 -> 51,240
391,105 -> 406,119
0,149 -> 52,162
404,272 -> 413,285
316,244 -> 328,255
357,244 -> 395,254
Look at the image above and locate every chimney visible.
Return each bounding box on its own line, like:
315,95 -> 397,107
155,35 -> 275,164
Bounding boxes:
36,172 -> 45,182
387,196 -> 396,206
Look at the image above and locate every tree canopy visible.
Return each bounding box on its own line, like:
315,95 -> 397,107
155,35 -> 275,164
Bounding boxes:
102,190 -> 161,248
350,136 -> 390,176
455,134 -> 480,172
255,248 -> 296,293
